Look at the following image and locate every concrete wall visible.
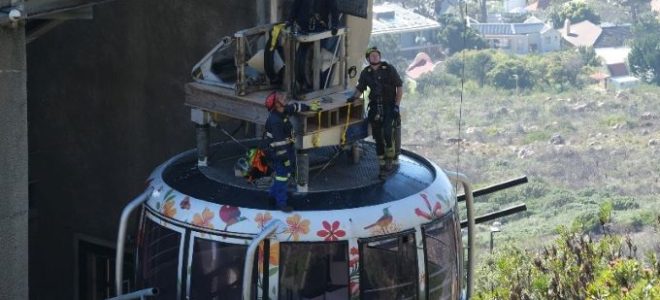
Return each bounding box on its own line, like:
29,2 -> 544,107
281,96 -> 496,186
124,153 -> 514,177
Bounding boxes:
0,5 -> 29,299
26,0 -> 256,298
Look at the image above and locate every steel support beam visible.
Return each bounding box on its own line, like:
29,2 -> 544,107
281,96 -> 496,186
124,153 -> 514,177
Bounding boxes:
0,2 -> 28,298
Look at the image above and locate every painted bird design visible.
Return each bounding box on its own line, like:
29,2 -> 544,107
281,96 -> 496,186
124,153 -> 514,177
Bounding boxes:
363,207 -> 393,230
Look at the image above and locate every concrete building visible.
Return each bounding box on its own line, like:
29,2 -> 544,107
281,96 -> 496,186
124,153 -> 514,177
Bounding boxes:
371,3 -> 443,58
2,0 -> 259,298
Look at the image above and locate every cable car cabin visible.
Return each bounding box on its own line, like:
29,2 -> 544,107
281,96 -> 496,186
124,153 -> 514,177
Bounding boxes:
110,140 -> 472,300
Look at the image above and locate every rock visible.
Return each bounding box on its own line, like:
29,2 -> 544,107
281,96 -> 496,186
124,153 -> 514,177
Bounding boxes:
641,112 -> 656,120
572,103 -> 591,112
446,138 -> 465,144
641,129 -> 650,135
649,139 -> 659,146
549,134 -> 565,145
514,123 -> 525,134
616,91 -> 629,100
517,148 -> 533,159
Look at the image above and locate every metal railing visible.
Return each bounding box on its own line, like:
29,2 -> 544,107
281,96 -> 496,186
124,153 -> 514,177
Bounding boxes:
242,219 -> 285,300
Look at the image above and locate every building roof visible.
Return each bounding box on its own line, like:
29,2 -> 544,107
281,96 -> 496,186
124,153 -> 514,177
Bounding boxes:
471,22 -> 545,35
652,0 -> 660,13
590,72 -> 610,81
372,3 -> 441,35
560,20 -> 602,47
595,24 -> 632,48
607,63 -> 629,77
595,47 -> 631,64
406,52 -> 437,79
526,0 -> 551,11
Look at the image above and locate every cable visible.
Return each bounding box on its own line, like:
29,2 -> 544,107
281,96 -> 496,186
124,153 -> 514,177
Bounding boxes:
455,2 -> 468,191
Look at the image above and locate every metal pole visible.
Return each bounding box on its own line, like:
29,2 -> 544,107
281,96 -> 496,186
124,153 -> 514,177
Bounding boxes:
0,5 -> 28,299
490,231 -> 494,254
106,287 -> 158,300
445,171 -> 475,300
242,219 -> 284,300
114,188 -> 153,296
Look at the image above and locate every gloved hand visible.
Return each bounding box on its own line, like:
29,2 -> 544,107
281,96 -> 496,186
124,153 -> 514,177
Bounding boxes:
300,103 -> 311,112
309,100 -> 322,111
331,26 -> 338,36
346,96 -> 357,103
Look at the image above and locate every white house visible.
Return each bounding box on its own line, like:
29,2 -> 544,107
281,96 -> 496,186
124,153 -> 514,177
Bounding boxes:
468,17 -> 560,54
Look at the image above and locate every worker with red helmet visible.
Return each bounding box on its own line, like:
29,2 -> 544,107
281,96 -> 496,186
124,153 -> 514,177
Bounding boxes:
347,47 -> 404,178
264,91 -> 319,212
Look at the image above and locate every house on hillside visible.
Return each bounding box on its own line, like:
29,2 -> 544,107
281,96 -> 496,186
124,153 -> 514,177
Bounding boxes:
468,17 -> 560,54
606,62 -> 640,90
526,0 -> 551,12
503,0 -> 526,13
559,20 -> 632,49
652,0 -> 660,14
596,24 -> 632,48
371,3 -> 443,58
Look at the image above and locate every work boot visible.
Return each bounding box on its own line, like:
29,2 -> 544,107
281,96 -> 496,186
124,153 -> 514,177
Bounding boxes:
379,162 -> 393,179
278,204 -> 293,213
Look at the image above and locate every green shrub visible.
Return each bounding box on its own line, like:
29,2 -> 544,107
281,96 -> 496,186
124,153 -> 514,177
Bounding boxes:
474,225 -> 660,299
611,196 -> 639,210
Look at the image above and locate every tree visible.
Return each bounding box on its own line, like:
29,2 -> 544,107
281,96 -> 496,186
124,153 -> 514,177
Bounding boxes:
436,14 -> 488,55
444,50 -> 497,86
628,35 -> 660,85
577,46 -> 600,67
487,59 -> 533,90
544,52 -> 585,91
609,0 -> 651,23
632,11 -> 660,37
549,1 -> 601,28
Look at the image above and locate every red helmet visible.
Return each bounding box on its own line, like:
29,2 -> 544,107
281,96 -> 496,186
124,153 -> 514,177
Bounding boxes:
265,91 -> 278,111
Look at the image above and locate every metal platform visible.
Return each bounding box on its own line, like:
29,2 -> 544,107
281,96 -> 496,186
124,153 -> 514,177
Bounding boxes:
162,141 -> 436,211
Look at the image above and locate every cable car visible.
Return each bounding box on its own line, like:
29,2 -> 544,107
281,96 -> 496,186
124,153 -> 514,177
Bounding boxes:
107,2 -> 527,299
111,140 -> 477,300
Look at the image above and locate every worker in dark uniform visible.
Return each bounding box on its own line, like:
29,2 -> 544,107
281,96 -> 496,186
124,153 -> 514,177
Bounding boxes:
347,47 -> 403,178
288,0 -> 340,35
264,91 -> 319,212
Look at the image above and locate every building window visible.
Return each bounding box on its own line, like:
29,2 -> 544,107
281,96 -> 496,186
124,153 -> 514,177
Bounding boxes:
137,217 -> 182,299
279,242 -> 349,299
77,239 -> 133,300
423,213 -> 460,300
359,231 -> 418,299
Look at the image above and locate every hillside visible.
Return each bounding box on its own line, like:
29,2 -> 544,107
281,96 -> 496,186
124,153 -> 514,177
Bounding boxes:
401,83 -> 659,250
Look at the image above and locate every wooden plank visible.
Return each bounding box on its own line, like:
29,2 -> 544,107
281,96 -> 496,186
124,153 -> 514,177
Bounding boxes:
185,83 -> 270,125
294,28 -> 346,42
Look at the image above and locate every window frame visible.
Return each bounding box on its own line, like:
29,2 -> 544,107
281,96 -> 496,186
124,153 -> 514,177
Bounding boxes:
185,230 -> 257,300
358,229 -> 419,300
138,211 -> 187,300
421,210 -> 460,300
277,240 -> 350,300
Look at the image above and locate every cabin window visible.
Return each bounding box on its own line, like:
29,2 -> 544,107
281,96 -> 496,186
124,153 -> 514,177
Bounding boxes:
423,213 -> 460,300
137,217 -> 182,299
188,237 -> 257,300
279,242 -> 349,300
359,231 -> 418,299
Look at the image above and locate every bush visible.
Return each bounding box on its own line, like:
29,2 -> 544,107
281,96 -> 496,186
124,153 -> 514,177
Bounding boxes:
474,226 -> 660,300
611,196 -> 639,210
414,68 -> 460,93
